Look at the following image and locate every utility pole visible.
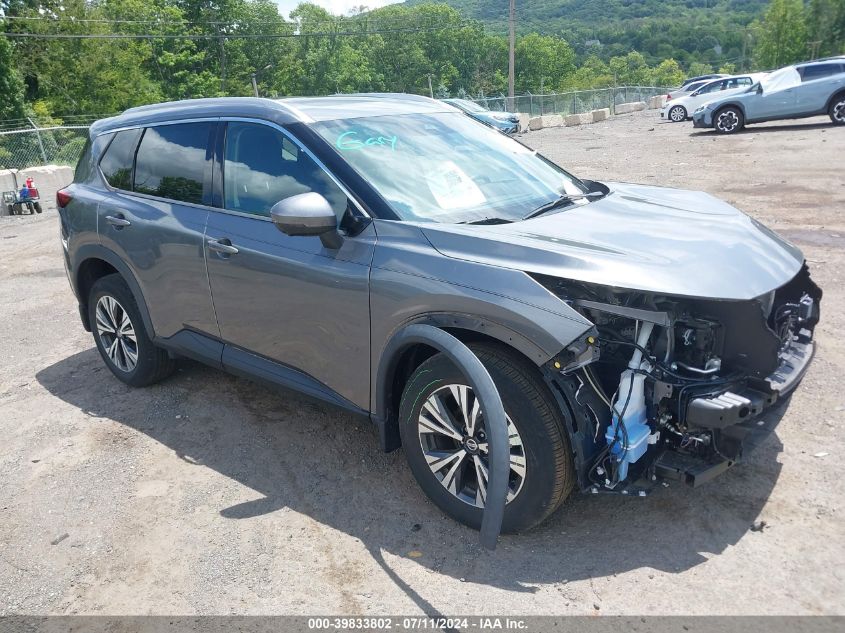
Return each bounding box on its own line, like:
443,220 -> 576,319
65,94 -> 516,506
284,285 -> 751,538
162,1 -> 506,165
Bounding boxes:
220,35 -> 227,94
508,0 -> 515,111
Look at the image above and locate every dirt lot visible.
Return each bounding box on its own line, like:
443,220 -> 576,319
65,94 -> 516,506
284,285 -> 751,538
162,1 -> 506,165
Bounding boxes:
1,111 -> 843,616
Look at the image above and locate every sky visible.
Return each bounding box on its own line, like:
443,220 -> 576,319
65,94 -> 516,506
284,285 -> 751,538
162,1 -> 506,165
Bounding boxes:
274,1 -> 403,18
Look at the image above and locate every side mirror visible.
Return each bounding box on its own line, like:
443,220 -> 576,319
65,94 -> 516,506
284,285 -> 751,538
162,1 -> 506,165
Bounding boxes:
270,192 -> 343,249
756,83 -> 763,94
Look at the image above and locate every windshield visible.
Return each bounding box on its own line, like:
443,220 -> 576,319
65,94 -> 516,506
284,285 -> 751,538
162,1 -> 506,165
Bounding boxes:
311,112 -> 587,224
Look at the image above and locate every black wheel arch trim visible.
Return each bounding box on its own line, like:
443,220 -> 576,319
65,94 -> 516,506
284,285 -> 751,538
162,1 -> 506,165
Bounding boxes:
826,89 -> 845,112
71,244 -> 156,338
375,323 -> 510,550
373,312 -> 569,451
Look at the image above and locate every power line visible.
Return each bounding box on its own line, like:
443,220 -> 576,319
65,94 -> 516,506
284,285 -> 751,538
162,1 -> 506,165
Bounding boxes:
0,25 -> 462,40
0,13 -> 458,30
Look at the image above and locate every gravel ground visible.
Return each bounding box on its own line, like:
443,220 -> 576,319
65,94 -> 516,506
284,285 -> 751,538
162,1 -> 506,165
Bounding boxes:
1,110 -> 843,616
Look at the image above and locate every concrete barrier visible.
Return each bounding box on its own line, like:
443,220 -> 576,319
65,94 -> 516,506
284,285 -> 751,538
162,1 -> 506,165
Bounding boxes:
528,116 -> 544,131
564,113 -> 593,127
516,113 -> 531,132
540,114 -> 564,128
647,95 -> 666,109
615,101 -> 648,114
591,108 -> 611,122
0,165 -> 73,216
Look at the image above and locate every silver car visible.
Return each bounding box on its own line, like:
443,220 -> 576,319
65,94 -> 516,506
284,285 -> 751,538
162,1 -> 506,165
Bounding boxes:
693,57 -> 845,133
57,94 -> 821,540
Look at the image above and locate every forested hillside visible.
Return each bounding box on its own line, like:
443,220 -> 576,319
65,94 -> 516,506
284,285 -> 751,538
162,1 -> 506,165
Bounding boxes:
0,0 -> 842,132
405,1 -> 772,66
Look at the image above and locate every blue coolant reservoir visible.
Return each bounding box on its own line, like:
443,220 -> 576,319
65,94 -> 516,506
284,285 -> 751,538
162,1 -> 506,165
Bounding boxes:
605,369 -> 652,481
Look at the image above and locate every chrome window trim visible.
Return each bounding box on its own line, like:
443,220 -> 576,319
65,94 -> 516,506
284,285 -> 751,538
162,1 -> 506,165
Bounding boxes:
94,115 -> 370,221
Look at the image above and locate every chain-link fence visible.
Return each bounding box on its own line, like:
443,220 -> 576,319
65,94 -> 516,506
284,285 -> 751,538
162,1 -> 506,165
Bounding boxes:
0,126 -> 91,171
470,86 -> 668,116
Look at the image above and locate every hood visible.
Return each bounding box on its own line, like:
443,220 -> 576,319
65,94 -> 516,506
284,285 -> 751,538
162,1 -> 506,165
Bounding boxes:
419,182 -> 804,300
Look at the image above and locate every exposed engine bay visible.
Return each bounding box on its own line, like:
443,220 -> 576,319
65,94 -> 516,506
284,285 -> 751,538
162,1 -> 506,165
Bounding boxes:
536,264 -> 822,491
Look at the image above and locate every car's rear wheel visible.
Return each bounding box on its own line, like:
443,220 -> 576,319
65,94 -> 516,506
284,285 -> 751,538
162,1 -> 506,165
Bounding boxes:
829,95 -> 845,125
714,106 -> 744,134
88,274 -> 175,387
398,343 -> 574,532
668,105 -> 687,122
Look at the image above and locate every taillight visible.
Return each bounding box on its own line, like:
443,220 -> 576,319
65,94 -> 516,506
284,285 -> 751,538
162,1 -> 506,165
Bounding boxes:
666,94 -> 672,101
56,189 -> 72,208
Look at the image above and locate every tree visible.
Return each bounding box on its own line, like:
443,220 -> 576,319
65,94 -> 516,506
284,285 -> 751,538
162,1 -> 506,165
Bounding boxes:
806,0 -> 845,58
514,33 -> 576,92
753,0 -> 809,69
0,35 -> 26,121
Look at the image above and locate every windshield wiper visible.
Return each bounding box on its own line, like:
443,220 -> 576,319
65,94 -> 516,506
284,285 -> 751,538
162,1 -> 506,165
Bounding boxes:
460,217 -> 514,225
522,191 -> 604,221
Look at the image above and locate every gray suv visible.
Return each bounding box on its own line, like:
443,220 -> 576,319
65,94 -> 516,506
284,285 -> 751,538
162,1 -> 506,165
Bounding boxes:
58,94 -> 821,533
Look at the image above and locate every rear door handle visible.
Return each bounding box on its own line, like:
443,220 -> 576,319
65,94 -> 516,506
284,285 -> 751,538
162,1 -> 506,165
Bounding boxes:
105,214 -> 131,228
207,238 -> 239,255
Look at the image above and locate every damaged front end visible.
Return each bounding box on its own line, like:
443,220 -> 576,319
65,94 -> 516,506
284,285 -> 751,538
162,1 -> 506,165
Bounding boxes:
536,264 -> 822,492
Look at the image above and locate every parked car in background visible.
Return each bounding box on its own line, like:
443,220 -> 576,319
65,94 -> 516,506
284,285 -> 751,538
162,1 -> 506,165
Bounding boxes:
666,74 -> 728,102
662,73 -> 767,122
58,94 -> 821,533
679,73 -> 728,89
693,57 -> 845,133
443,98 -> 520,134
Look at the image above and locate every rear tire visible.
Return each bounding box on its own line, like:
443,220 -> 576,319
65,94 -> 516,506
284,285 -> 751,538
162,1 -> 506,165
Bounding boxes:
668,105 -> 687,122
34,202 -> 43,214
714,106 -> 744,134
88,274 -> 175,387
398,343 -> 574,532
829,94 -> 845,125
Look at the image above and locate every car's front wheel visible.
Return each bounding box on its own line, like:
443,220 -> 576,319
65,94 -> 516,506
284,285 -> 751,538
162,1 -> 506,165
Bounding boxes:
398,343 -> 574,532
829,94 -> 845,125
668,105 -> 687,122
88,274 -> 175,387
714,106 -> 744,134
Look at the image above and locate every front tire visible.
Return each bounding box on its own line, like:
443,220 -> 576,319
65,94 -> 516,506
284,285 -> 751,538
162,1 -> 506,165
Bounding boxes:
398,343 -> 574,532
714,106 -> 744,134
88,274 -> 175,387
829,94 -> 845,125
34,202 -> 43,214
668,105 -> 687,122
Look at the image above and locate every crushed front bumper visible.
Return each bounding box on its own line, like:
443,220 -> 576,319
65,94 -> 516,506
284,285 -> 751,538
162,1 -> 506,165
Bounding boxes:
654,336 -> 815,486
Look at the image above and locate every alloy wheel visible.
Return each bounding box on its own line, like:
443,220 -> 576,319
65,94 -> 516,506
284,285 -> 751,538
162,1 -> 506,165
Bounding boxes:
669,106 -> 686,122
95,295 -> 138,372
716,110 -> 739,132
833,100 -> 845,123
417,384 -> 526,508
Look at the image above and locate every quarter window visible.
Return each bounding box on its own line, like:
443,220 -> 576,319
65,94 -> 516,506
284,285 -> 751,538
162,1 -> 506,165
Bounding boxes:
223,122 -> 347,218
134,122 -> 214,205
99,129 -> 142,190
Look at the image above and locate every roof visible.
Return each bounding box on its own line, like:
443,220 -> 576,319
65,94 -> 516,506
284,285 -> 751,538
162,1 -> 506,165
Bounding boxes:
90,93 -> 455,135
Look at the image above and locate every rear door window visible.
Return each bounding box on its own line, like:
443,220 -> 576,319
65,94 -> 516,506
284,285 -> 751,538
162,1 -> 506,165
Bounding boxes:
133,122 -> 215,205
222,121 -> 347,219
801,63 -> 844,82
99,129 -> 142,190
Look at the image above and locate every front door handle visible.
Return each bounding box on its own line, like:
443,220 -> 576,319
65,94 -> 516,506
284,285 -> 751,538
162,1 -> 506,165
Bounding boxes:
207,238 -> 239,255
105,214 -> 131,228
